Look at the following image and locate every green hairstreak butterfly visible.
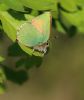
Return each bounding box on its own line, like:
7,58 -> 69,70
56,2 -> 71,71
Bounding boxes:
17,12 -> 51,55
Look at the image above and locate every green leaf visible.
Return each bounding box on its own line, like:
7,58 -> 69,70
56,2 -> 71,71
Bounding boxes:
30,10 -> 39,16
60,10 -> 84,34
0,56 -> 5,62
4,66 -> 28,85
0,11 -> 19,41
25,56 -> 43,69
2,0 -> 24,12
16,58 -> 26,68
24,14 -> 34,20
75,0 -> 84,9
16,56 -> 43,69
8,42 -> 26,56
21,0 -> 57,11
60,0 -> 77,12
0,3 -> 9,11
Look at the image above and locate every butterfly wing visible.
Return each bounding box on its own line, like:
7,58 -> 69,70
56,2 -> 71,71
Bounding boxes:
17,12 -> 51,47
31,12 -> 51,44
17,22 -> 42,47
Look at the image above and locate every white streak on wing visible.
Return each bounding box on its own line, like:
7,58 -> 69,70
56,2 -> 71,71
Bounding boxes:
16,22 -> 28,35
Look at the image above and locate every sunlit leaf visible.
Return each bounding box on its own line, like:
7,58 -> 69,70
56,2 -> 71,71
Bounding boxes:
0,3 -> 9,11
0,11 -> 19,41
21,0 -> 57,11
60,10 -> 84,34
2,0 -> 24,12
75,0 -> 84,9
60,0 -> 78,12
30,10 -> 39,16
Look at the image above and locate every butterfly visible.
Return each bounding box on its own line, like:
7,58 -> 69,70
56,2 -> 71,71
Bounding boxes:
17,12 -> 51,56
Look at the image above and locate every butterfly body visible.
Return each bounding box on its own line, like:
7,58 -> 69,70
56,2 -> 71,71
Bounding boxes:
33,42 -> 49,54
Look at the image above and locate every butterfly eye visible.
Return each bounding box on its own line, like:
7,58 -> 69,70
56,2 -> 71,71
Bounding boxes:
47,42 -> 49,45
